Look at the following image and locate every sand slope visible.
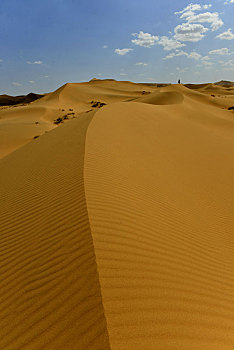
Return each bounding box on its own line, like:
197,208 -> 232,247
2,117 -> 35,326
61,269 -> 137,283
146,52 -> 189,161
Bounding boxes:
0,81 -> 234,349
85,99 -> 234,349
0,111 -> 110,349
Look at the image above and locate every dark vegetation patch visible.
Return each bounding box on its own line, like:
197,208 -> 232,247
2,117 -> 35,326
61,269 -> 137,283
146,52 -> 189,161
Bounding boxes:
90,101 -> 106,108
141,91 -> 151,95
54,117 -> 64,125
54,112 -> 76,124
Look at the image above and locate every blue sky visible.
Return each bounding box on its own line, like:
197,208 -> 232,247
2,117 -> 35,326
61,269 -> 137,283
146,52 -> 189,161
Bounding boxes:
0,0 -> 234,95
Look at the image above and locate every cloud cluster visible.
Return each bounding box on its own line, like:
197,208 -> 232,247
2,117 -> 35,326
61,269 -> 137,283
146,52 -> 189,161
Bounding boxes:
131,31 -> 159,48
157,36 -> 185,50
184,12 -> 223,31
174,22 -> 208,42
175,3 -> 223,35
164,50 -> 202,60
114,1 -> 232,74
131,31 -> 185,51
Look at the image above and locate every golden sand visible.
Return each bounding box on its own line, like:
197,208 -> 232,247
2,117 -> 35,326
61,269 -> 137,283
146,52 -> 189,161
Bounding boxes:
0,80 -> 234,349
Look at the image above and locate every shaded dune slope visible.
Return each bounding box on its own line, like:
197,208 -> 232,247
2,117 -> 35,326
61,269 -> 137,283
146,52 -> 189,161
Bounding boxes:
0,112 -> 110,350
136,90 -> 184,105
85,101 -> 234,349
0,105 -> 62,159
158,84 -> 234,110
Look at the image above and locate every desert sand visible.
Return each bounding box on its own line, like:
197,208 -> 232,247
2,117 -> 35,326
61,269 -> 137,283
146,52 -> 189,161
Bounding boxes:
0,79 -> 234,349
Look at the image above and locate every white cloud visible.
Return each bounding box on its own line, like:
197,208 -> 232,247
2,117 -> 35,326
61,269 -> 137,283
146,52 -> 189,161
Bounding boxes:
27,60 -> 43,65
119,73 -> 127,76
157,36 -> 185,50
174,23 -> 208,42
175,4 -> 223,32
185,12 -> 223,31
201,55 -> 210,60
176,66 -> 189,73
28,80 -> 35,84
225,0 -> 234,4
220,59 -> 234,68
115,48 -> 133,55
216,28 -> 234,40
41,75 -> 49,78
222,59 -> 234,65
209,48 -> 230,55
0,59 -> 3,63
131,31 -> 159,48
202,61 -> 213,66
175,4 -> 211,16
175,4 -> 202,15
135,62 -> 148,66
12,82 -> 22,86
164,50 -> 202,60
103,45 -> 108,49
189,52 -> 202,60
203,4 -> 212,9
180,10 -> 196,19
202,61 -> 214,68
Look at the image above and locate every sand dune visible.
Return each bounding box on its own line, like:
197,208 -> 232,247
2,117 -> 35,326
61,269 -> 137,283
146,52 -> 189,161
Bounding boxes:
0,80 -> 234,349
0,80 -> 158,159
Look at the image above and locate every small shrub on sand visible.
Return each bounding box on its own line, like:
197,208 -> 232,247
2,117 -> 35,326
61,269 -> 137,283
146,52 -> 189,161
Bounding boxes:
54,117 -> 64,125
90,101 -> 106,108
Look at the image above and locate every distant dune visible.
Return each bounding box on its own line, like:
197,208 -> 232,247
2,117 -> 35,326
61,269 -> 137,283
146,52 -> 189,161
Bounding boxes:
0,79 -> 234,349
215,80 -> 234,87
0,92 -> 44,106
